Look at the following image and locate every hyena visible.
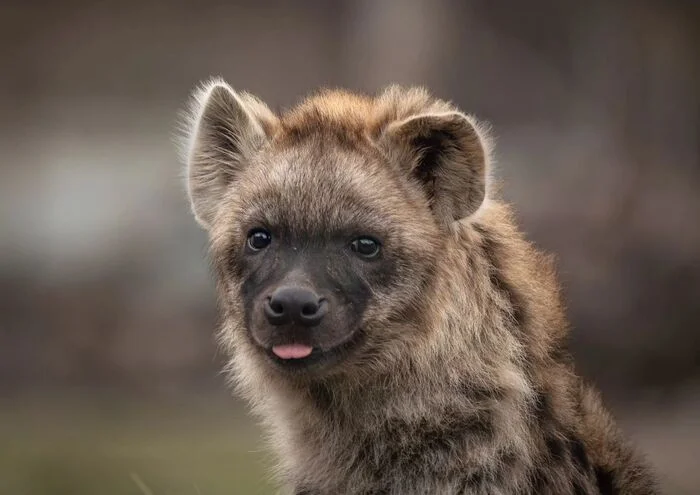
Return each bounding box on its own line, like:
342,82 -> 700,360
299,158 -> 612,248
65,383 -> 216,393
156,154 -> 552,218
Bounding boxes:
178,79 -> 658,494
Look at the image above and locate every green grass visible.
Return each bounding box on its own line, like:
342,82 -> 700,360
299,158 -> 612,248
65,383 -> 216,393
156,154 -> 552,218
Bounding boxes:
0,395 -> 276,495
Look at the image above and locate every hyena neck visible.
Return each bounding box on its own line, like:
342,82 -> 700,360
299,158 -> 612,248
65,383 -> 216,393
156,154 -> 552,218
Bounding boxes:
274,352 -> 538,494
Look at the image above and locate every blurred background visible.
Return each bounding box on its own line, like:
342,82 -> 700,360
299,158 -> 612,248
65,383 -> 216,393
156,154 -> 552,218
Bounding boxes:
1,0 -> 698,493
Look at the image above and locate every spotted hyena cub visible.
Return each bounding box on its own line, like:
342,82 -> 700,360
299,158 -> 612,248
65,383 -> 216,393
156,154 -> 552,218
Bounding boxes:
179,79 -> 658,494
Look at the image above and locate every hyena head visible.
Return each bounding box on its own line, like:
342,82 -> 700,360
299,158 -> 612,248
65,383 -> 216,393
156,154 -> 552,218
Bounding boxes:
180,79 -> 490,382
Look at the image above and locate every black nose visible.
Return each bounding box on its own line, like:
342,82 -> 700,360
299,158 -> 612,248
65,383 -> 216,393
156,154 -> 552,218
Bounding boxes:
264,286 -> 327,327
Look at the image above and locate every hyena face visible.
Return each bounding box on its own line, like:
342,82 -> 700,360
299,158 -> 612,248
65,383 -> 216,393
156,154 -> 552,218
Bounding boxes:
219,143 -> 442,375
182,80 -> 489,378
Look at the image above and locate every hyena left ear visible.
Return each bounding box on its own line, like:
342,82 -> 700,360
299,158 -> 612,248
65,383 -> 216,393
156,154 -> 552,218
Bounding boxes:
180,78 -> 277,230
381,112 -> 489,224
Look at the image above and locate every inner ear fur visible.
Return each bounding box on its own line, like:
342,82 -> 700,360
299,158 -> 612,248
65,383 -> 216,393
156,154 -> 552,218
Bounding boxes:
382,111 -> 489,224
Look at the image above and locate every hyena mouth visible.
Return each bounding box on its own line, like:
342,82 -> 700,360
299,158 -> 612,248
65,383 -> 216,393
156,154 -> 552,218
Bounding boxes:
264,330 -> 365,372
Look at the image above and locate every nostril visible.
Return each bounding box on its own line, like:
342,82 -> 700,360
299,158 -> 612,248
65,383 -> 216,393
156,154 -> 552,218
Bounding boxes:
264,296 -> 289,325
299,299 -> 327,327
268,297 -> 284,315
301,301 -> 319,316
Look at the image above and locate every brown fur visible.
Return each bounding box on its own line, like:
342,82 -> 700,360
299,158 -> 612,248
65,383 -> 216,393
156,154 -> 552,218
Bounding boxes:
179,79 -> 658,494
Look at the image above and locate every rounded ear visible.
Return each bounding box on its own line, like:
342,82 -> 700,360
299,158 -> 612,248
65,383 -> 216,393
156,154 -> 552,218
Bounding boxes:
380,111 -> 490,224
178,78 -> 277,230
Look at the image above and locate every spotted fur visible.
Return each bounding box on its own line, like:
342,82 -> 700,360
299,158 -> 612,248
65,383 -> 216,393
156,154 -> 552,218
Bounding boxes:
179,79 -> 658,494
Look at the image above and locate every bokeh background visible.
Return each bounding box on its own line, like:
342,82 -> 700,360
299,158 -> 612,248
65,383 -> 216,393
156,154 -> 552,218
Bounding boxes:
1,0 -> 698,493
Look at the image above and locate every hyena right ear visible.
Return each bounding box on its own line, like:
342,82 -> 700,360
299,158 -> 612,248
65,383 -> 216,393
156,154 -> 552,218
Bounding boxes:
180,78 -> 277,230
380,111 -> 490,225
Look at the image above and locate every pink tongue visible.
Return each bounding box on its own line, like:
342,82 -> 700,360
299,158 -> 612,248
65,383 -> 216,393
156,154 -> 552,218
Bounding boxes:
272,344 -> 313,360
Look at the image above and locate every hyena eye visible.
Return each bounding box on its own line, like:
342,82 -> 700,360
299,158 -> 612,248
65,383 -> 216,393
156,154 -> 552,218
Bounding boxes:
350,236 -> 381,259
247,229 -> 272,252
